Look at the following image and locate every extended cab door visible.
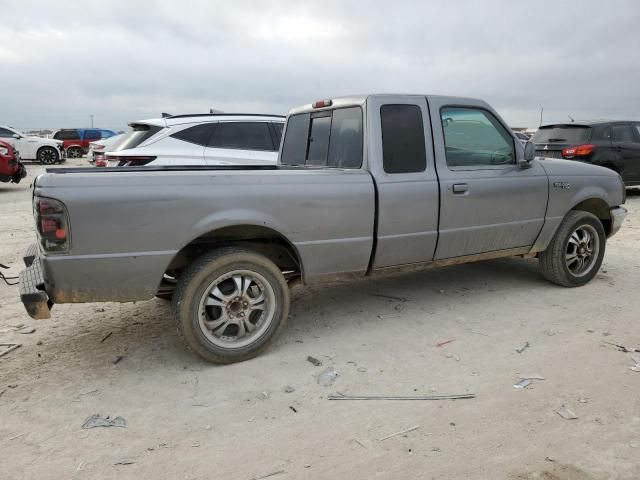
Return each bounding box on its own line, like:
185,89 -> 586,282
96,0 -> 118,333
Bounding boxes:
427,97 -> 548,259
368,95 -> 439,268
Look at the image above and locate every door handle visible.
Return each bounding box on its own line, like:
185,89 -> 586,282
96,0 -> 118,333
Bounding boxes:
452,183 -> 468,194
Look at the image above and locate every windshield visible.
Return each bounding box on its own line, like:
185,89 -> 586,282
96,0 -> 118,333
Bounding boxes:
110,124 -> 162,151
532,125 -> 591,144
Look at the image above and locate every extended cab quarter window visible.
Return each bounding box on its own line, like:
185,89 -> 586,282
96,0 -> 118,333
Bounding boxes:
209,122 -> 274,151
380,104 -> 426,173
280,107 -> 363,168
441,107 -> 514,167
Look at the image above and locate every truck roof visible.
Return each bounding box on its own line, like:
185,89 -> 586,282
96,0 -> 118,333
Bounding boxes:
287,94 -> 489,115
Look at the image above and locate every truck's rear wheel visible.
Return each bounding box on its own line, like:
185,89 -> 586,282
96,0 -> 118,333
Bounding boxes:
172,248 -> 289,363
538,211 -> 606,287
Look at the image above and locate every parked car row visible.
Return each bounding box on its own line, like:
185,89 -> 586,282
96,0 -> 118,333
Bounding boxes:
0,140 -> 27,183
53,128 -> 117,158
0,125 -> 64,164
531,121 -> 640,186
92,114 -> 285,167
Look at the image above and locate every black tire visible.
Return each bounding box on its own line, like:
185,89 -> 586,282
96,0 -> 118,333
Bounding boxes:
539,211 -> 606,287
67,147 -> 82,158
172,247 -> 289,363
37,147 -> 59,165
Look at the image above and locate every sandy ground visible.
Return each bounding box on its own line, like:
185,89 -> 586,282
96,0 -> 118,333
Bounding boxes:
1,158 -> 640,480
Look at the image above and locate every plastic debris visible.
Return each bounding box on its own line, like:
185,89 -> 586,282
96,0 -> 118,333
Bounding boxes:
306,356 -> 322,367
629,355 -> 640,372
556,405 -> 578,420
82,414 -> 127,429
283,385 -> 295,393
436,339 -> 456,348
317,367 -> 338,386
0,343 -> 21,358
519,374 -> 545,381
113,355 -> 124,365
513,379 -> 532,389
114,458 -> 135,465
100,332 -> 113,343
516,342 -> 530,354
378,425 -> 420,441
328,393 -> 475,401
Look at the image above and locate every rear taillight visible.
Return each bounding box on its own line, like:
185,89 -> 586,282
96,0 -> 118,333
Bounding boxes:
105,155 -> 156,167
562,144 -> 595,159
34,197 -> 70,252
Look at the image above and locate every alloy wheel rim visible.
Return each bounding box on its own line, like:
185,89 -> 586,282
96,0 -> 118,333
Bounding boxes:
565,224 -> 599,277
197,270 -> 276,348
41,149 -> 56,164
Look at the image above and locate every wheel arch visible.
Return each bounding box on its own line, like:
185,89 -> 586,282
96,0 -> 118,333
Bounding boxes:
164,224 -> 303,283
570,197 -> 612,235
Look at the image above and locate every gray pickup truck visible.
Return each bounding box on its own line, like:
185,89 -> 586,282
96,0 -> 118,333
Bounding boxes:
20,94 -> 627,363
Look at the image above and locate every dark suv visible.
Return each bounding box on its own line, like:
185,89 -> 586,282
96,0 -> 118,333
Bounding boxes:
53,128 -> 117,158
532,121 -> 640,185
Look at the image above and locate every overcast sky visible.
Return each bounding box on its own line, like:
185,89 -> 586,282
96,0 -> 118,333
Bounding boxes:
1,0 -> 639,131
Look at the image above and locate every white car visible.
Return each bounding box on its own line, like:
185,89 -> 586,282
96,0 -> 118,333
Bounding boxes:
87,133 -> 125,166
106,114 -> 285,167
0,125 -> 65,164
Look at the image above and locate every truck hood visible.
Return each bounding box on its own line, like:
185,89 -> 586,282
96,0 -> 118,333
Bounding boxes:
537,157 -> 620,180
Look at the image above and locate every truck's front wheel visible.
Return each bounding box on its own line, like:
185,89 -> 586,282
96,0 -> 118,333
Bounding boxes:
538,211 -> 606,287
172,248 -> 289,363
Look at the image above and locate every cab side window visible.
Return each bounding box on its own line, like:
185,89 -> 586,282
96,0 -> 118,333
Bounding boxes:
441,107 -> 515,167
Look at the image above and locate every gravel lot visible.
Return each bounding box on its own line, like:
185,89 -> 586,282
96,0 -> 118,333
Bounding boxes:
1,158 -> 640,480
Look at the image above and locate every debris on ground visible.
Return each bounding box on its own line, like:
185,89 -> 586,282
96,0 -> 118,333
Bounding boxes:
328,393 -> 475,401
516,342 -> 530,354
317,367 -> 338,386
19,326 -> 36,334
629,355 -> 640,372
82,414 -> 127,429
113,355 -> 124,365
306,356 -> 322,367
259,391 -> 270,400
357,367 -> 367,373
514,374 -> 545,389
252,469 -> 286,480
378,425 -> 420,441
283,385 -> 295,393
8,432 -> 26,440
445,353 -> 460,361
0,343 -> 21,358
371,293 -> 407,302
114,458 -> 136,465
289,406 -> 297,413
603,341 -> 640,353
436,339 -> 456,348
556,405 -> 578,420
587,328 -> 595,333
352,438 -> 367,449
100,332 -> 113,343
513,379 -> 532,389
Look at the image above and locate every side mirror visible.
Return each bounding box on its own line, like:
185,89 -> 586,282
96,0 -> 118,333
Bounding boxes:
519,141 -> 536,168
12,133 -> 21,139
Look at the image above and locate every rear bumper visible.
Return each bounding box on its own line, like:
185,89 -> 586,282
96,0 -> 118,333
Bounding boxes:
19,244 -> 52,319
610,206 -> 627,237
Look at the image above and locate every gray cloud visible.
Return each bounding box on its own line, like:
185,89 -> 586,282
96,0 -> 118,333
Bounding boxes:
1,0 -> 639,130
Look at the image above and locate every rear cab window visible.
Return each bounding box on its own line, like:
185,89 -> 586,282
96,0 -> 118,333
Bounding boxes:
280,107 -> 363,168
531,125 -> 592,144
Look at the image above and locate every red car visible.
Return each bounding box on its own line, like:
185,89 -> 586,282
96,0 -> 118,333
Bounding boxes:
0,140 -> 27,184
